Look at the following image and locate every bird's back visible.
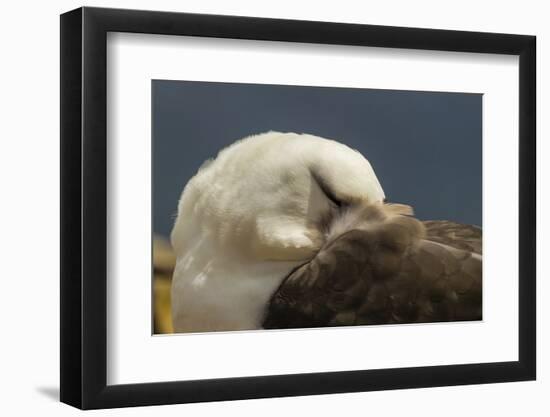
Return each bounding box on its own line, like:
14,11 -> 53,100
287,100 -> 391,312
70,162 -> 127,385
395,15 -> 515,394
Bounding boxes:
263,204 -> 482,329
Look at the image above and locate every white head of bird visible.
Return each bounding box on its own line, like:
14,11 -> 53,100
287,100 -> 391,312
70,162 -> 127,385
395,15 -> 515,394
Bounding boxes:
170,131 -> 385,333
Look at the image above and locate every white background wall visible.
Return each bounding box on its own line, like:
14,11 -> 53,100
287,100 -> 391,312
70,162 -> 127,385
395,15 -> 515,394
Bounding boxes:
0,0 -> 545,415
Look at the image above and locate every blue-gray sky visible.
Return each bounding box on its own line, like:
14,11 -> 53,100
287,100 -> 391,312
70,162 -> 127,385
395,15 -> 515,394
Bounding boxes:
153,80 -> 481,238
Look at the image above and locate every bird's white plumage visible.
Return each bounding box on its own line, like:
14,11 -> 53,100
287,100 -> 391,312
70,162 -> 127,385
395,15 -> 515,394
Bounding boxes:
170,131 -> 385,332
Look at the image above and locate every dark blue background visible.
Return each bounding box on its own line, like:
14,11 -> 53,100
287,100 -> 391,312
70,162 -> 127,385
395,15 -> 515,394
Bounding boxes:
153,80 -> 482,238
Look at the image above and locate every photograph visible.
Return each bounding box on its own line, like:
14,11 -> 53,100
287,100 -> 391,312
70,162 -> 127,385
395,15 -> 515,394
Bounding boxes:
57,5 -> 537,410
152,80 -> 482,334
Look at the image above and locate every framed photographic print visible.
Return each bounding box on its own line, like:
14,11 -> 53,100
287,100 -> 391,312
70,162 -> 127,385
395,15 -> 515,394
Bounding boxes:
60,6 -> 536,409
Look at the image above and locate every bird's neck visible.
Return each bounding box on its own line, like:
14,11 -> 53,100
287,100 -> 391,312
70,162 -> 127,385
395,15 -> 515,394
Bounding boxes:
171,236 -> 301,333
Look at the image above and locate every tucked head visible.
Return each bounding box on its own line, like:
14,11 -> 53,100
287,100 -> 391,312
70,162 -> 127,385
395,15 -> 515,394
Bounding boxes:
171,131 -> 386,262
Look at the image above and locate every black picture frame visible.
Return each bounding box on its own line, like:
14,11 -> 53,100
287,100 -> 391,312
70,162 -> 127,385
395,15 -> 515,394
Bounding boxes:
60,6 -> 536,410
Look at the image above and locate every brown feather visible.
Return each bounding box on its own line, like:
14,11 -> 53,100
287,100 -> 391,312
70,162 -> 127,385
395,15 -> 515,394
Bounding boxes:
263,204 -> 482,329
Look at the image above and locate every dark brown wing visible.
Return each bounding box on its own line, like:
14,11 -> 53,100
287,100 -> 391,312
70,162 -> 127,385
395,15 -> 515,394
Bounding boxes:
263,214 -> 482,330
424,220 -> 482,255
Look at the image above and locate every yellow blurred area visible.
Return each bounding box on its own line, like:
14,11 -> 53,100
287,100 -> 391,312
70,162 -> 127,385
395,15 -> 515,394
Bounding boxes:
153,236 -> 176,334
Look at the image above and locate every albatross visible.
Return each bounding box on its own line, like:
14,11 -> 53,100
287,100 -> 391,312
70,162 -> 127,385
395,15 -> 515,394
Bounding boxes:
170,131 -> 482,333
